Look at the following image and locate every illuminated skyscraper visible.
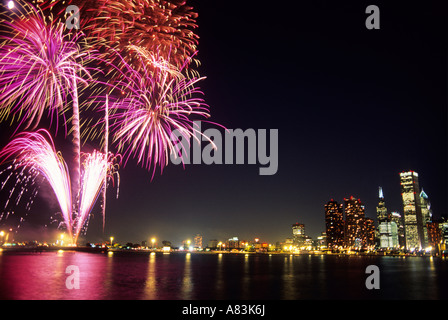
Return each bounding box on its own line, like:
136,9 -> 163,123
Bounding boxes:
324,200 -> 344,249
390,212 -> 405,248
344,196 -> 366,249
292,223 -> 305,236
364,218 -> 376,249
194,234 -> 203,249
376,187 -> 388,223
378,221 -> 399,248
420,189 -> 432,247
400,171 -> 424,250
292,222 -> 306,246
426,221 -> 442,253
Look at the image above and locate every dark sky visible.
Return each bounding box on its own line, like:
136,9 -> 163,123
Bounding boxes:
0,0 -> 447,246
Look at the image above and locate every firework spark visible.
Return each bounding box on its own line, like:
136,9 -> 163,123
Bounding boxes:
0,0 -> 212,241
0,0 -> 91,132
0,130 -> 121,244
0,130 -> 73,240
75,150 -> 120,243
102,51 -> 215,176
0,0 -> 98,212
85,0 -> 200,73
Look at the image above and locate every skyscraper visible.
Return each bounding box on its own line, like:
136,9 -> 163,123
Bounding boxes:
376,187 -> 388,223
344,196 -> 366,249
378,222 -> 399,248
194,234 -> 203,249
292,222 -> 306,246
324,200 -> 344,249
426,221 -> 442,253
364,217 -> 376,249
400,171 -> 424,250
390,212 -> 405,248
420,189 -> 432,247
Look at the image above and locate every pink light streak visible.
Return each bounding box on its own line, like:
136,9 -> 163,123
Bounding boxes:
0,130 -> 121,244
0,130 -> 73,240
105,50 -> 215,176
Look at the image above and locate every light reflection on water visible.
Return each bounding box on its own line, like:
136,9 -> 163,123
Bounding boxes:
0,251 -> 447,300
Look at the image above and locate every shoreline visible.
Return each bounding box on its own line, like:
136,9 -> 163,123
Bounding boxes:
0,245 -> 445,258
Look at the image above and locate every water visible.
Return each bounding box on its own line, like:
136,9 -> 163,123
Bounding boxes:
0,251 -> 447,300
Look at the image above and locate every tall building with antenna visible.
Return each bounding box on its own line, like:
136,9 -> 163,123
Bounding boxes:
376,187 -> 388,223
376,187 -> 400,249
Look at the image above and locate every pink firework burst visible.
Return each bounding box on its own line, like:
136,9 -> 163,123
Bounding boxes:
0,0 -> 91,132
105,50 -> 215,176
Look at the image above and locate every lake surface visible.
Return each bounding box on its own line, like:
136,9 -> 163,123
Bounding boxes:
0,251 -> 446,300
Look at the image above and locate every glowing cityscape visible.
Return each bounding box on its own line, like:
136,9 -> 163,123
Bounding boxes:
0,0 -> 445,302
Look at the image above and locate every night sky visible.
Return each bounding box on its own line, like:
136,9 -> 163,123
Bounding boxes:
0,1 -> 446,246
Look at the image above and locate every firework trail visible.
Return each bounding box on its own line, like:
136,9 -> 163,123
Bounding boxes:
102,95 -> 109,231
102,50 -> 215,176
0,130 -> 73,240
75,150 -> 120,243
0,0 -> 213,240
36,0 -> 211,177
0,130 -> 121,244
0,0 -> 98,216
0,0 -> 91,132
0,165 -> 41,233
85,0 -> 200,73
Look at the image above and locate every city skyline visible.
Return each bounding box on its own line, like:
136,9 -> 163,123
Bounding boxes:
0,1 -> 446,247
94,171 -> 446,249
3,169 -> 440,250
0,0 -> 446,304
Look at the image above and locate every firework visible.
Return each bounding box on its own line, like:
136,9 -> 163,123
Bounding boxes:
0,130 -> 121,244
103,51 -> 214,176
74,150 -> 120,243
85,0 -> 200,73
0,0 -> 91,132
102,95 -> 109,231
0,0 -> 212,241
0,0 -> 97,210
0,130 -> 73,240
0,165 -> 41,233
